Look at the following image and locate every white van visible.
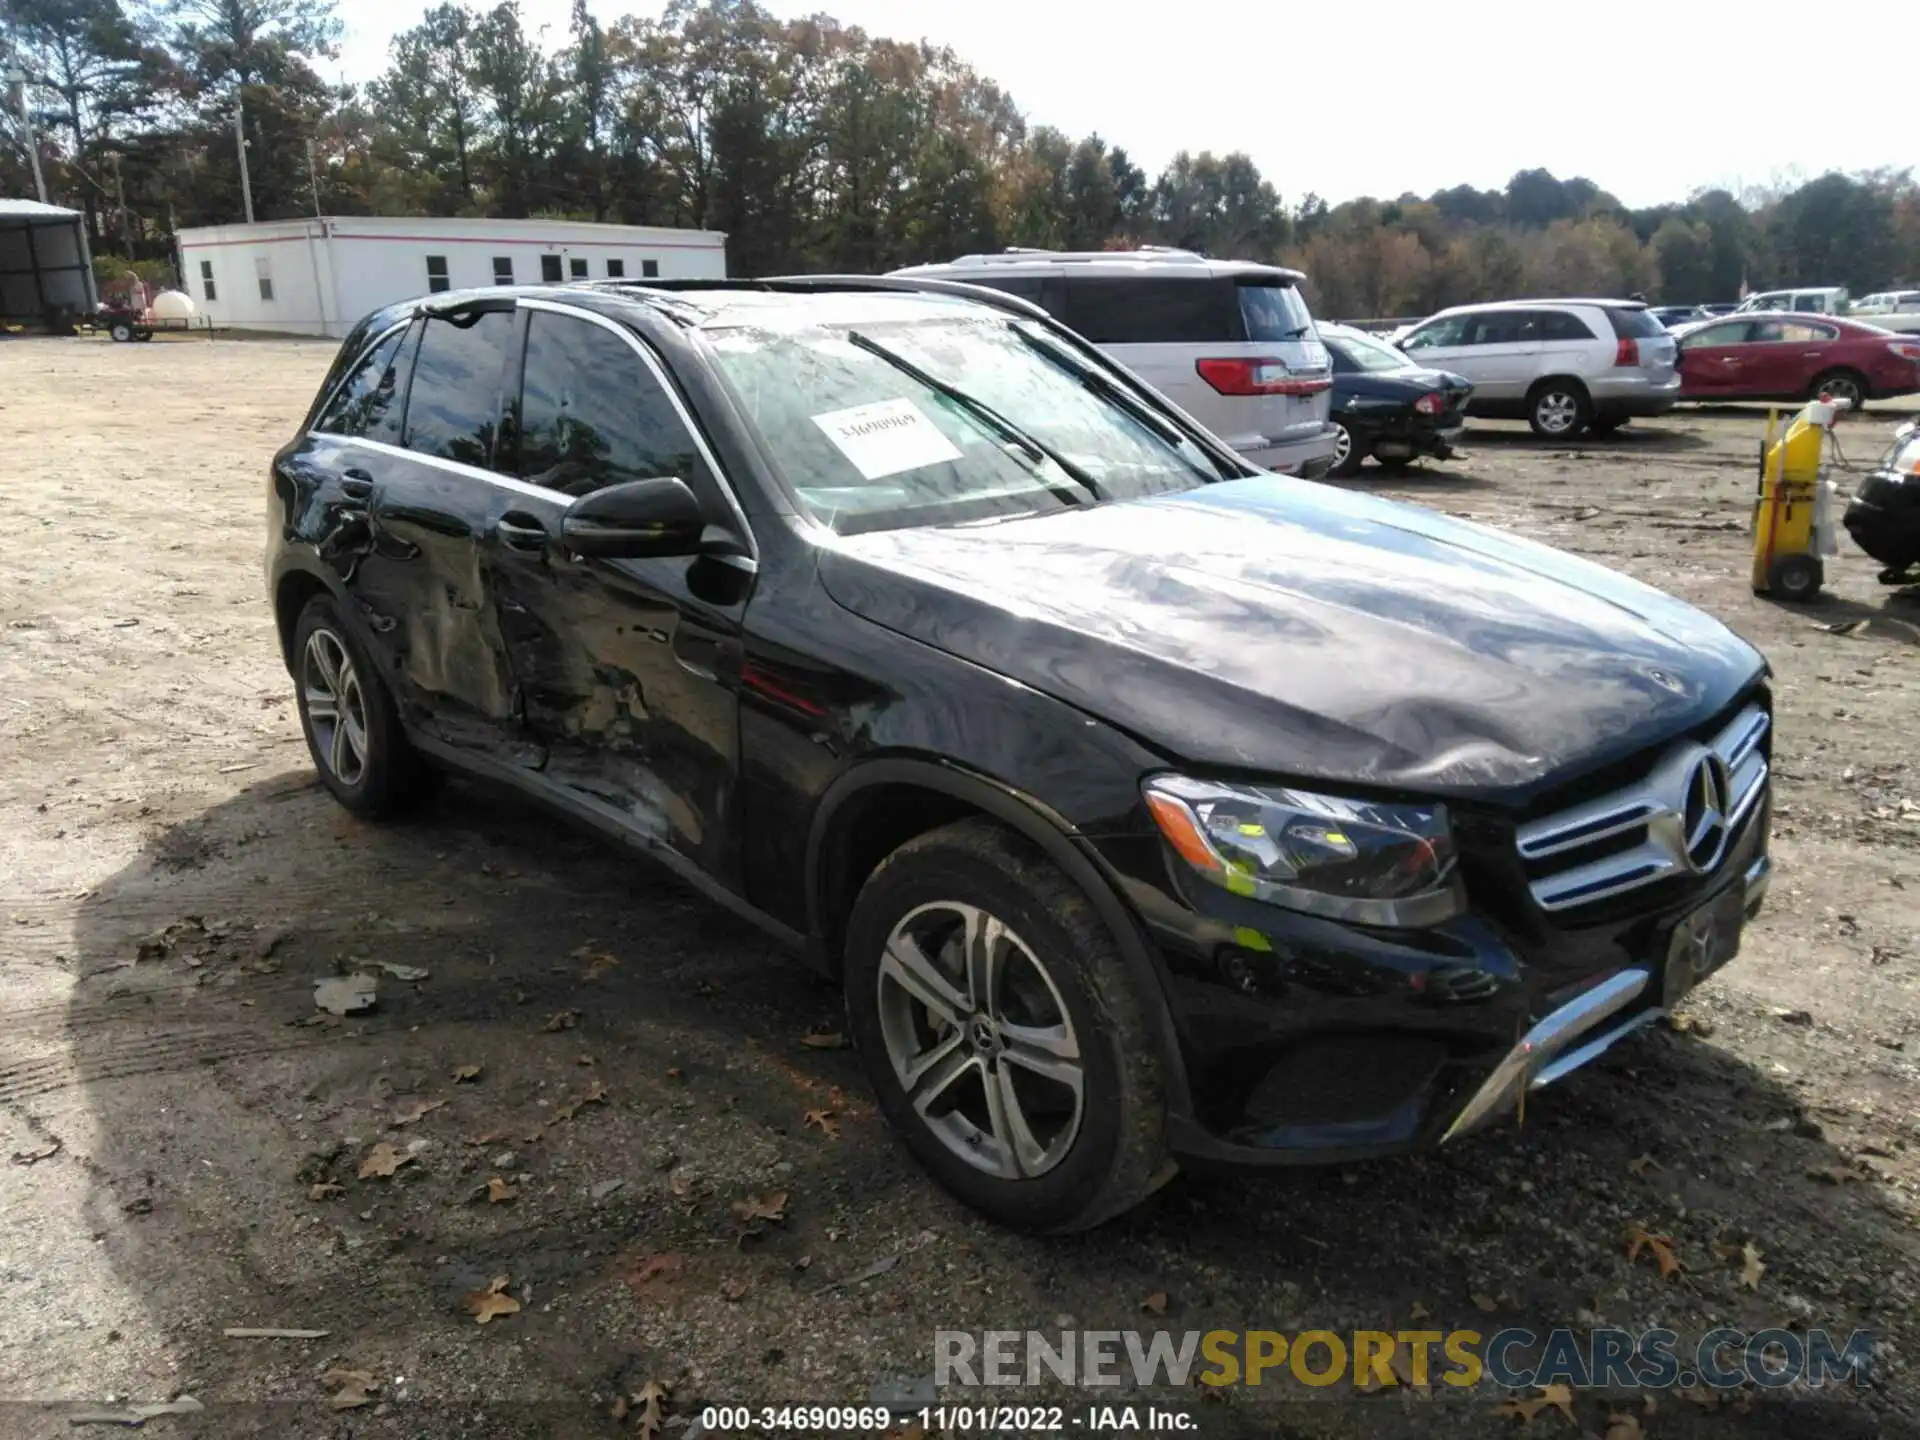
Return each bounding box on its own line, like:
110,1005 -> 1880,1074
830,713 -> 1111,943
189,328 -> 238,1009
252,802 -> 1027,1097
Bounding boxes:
894,250 -> 1340,478
1735,286 -> 1849,316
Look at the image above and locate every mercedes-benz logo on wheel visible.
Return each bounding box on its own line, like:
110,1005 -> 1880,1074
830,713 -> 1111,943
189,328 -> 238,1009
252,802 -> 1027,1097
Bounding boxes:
1681,752 -> 1732,873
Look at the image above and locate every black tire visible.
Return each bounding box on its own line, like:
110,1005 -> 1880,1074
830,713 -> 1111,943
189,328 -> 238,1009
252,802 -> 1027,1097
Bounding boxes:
1588,416 -> 1628,436
290,594 -> 437,816
135,330 -> 154,342
1526,380 -> 1591,439
1328,422 -> 1365,478
1808,369 -> 1868,412
1763,553 -> 1823,602
843,818 -> 1173,1233
1374,453 -> 1414,470
108,321 -> 133,343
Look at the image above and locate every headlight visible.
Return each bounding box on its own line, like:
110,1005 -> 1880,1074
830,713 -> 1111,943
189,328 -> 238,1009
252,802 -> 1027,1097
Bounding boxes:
1143,775 -> 1462,927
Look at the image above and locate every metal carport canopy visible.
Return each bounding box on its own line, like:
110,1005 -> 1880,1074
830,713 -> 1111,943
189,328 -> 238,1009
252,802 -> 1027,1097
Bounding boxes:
0,199 -> 98,324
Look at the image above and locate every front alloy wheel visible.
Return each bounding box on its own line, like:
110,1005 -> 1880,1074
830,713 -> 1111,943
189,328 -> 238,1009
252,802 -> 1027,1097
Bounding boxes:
844,818 -> 1173,1232
290,593 -> 436,816
877,902 -> 1084,1180
1531,388 -> 1584,437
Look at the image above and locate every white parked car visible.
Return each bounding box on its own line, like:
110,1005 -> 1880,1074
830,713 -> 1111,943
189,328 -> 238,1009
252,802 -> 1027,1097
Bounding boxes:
893,249 -> 1341,477
1735,286 -> 1849,316
1394,299 -> 1681,437
1849,291 -> 1920,335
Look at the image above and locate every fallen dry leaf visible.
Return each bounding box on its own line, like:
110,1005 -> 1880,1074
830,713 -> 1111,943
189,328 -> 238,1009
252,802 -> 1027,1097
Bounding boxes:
803,1108 -> 840,1139
356,1143 -> 410,1180
323,1368 -> 377,1410
1471,1292 -> 1499,1313
1495,1382 -> 1576,1425
1139,1290 -> 1168,1316
720,1274 -> 751,1303
9,1139 -> 62,1166
487,1176 -> 518,1204
308,1182 -> 344,1201
466,1130 -> 509,1146
1806,1164 -> 1861,1185
314,973 -> 377,1016
800,1030 -> 848,1050
730,1190 -> 788,1224
1604,1411 -> 1643,1440
580,950 -> 619,980
1626,1227 -> 1684,1281
551,1079 -> 610,1123
1738,1240 -> 1765,1290
542,1009 -> 580,1032
668,1169 -> 693,1198
391,1097 -> 446,1127
374,961 -> 429,982
1626,1153 -> 1657,1177
632,1377 -> 671,1440
463,1275 -> 522,1324
626,1251 -> 686,1292
1408,1300 -> 1431,1321
665,1065 -> 684,1080
450,1064 -> 483,1083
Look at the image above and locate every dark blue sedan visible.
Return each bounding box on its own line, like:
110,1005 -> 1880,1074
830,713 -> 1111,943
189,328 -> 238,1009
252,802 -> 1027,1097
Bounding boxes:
1320,323 -> 1473,477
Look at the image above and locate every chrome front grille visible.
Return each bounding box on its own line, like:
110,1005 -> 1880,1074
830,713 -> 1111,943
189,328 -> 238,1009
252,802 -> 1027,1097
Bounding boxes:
1516,704 -> 1769,914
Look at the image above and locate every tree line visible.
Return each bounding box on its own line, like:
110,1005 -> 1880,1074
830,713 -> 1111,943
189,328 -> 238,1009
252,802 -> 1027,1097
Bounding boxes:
5,0 -> 1919,317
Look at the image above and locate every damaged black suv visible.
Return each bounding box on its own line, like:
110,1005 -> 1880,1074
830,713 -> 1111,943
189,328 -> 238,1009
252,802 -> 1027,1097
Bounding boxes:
269,276 -> 1771,1231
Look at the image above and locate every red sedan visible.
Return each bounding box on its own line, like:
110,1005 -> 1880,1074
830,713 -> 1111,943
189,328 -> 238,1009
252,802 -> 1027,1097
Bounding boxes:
1675,313 -> 1920,409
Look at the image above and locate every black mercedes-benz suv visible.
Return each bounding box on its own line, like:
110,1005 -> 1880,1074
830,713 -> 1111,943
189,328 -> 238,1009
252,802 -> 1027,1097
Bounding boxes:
269,276 -> 1772,1232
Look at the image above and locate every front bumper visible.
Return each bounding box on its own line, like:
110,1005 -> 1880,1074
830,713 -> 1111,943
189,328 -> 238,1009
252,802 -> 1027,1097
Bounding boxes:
1090,773 -> 1771,1173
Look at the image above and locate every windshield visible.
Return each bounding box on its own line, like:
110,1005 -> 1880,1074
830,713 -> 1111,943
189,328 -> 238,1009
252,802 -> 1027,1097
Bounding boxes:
706,317 -> 1231,535
1238,282 -> 1316,342
1327,331 -> 1410,372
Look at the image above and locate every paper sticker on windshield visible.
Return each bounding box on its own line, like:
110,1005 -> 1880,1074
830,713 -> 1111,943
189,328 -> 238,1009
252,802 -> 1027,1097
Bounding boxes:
811,398 -> 962,480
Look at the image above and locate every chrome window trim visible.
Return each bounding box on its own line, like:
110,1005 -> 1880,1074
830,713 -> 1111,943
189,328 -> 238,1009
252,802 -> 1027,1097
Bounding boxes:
309,318 -> 414,436
302,299 -> 757,561
516,297 -> 757,556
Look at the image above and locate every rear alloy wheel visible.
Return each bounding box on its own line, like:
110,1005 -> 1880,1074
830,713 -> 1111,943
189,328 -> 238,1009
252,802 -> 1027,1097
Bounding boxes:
1328,421 -> 1365,477
844,818 -> 1172,1232
1809,370 -> 1867,411
291,595 -> 437,816
1528,383 -> 1590,438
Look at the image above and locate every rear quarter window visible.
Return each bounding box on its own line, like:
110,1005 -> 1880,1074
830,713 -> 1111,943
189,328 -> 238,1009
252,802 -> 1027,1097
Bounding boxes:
314,323 -> 413,441
1539,311 -> 1599,342
1237,281 -> 1314,342
1060,277 -> 1239,344
1606,308 -> 1668,339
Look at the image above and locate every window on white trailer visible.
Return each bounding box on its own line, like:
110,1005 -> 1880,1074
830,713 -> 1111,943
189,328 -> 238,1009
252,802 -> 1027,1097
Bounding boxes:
642,259 -> 659,278
253,255 -> 273,303
200,259 -> 217,302
492,256 -> 513,284
426,255 -> 451,294
541,255 -> 563,283
569,257 -> 587,280
606,258 -> 625,278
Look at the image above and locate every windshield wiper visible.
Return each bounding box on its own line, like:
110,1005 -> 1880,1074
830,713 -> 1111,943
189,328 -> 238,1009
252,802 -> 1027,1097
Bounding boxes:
1006,323 -> 1191,451
845,329 -> 1105,503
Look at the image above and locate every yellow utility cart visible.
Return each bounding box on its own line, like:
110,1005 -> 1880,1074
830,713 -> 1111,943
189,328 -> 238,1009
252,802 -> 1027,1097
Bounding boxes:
1752,395 -> 1845,602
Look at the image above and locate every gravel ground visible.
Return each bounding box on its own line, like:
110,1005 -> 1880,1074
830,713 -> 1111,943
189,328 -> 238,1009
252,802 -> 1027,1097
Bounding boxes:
0,334 -> 1916,1440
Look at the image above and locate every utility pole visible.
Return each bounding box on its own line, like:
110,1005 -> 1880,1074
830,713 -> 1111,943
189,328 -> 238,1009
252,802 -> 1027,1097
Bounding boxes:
234,88 -> 254,224
306,137 -> 320,217
111,149 -> 131,253
4,63 -> 50,205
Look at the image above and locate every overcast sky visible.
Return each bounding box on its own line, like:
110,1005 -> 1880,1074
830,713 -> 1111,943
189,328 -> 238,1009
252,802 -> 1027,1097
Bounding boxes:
330,0 -> 1915,210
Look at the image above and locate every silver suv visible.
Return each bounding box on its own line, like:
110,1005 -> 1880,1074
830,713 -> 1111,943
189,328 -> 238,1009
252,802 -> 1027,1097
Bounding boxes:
894,249 -> 1340,477
1396,300 -> 1680,437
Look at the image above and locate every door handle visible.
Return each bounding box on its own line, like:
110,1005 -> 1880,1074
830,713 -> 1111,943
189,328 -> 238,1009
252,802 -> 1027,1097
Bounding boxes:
340,468 -> 374,501
495,513 -> 551,551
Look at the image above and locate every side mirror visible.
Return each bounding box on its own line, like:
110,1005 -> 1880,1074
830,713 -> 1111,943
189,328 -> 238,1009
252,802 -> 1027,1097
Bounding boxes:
561,477 -> 708,559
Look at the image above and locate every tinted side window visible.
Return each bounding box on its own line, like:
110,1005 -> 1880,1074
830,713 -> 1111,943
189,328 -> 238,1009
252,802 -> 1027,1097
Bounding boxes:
1606,308 -> 1666,339
968,275 -> 1044,303
1402,314 -> 1470,349
315,326 -> 411,440
518,313 -> 698,498
402,311 -> 515,469
1687,321 -> 1752,347
1466,312 -> 1540,345
1061,277 -> 1237,344
1539,310 -> 1598,342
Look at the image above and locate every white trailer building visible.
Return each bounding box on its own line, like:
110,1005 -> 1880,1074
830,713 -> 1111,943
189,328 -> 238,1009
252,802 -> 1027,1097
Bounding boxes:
173,216 -> 728,337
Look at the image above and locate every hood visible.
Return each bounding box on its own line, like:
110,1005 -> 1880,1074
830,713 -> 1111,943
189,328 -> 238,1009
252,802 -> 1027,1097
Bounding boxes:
817,478 -> 1764,802
1334,366 -> 1472,401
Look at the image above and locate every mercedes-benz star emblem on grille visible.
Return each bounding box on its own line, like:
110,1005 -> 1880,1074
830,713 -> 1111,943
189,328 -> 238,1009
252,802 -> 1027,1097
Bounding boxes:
1682,752 -> 1732,873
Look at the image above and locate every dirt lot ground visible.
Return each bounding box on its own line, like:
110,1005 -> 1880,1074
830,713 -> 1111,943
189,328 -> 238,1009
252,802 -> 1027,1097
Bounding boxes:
1,333 -> 1917,1440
